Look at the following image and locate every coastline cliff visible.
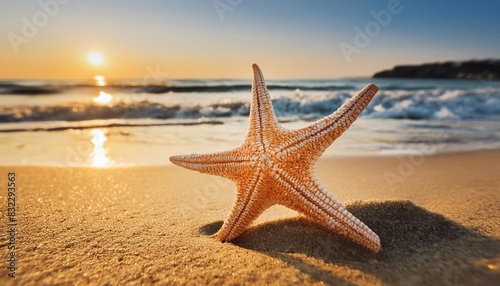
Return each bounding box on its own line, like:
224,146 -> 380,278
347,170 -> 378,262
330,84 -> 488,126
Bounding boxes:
373,59 -> 500,80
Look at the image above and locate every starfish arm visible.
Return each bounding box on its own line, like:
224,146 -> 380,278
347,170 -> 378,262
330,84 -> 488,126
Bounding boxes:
275,83 -> 378,157
246,64 -> 281,152
273,169 -> 381,252
169,149 -> 253,180
216,172 -> 272,241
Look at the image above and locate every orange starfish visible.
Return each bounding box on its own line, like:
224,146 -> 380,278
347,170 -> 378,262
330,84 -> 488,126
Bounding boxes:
170,64 -> 381,252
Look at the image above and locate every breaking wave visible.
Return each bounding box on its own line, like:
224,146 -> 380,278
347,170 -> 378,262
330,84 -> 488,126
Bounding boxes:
1,87 -> 499,124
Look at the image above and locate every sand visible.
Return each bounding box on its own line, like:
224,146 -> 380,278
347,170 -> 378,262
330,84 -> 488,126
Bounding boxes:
0,150 -> 499,285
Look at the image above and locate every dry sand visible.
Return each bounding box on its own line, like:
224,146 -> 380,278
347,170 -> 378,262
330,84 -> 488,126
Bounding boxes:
1,151 -> 499,285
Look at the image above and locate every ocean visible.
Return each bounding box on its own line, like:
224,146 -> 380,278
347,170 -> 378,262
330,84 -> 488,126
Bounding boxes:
1,76 -> 500,167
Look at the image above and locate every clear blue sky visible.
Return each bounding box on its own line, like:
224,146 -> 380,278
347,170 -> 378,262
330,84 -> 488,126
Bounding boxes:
1,0 -> 499,79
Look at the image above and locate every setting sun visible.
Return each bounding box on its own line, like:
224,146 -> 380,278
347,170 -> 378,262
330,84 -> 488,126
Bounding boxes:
87,52 -> 104,66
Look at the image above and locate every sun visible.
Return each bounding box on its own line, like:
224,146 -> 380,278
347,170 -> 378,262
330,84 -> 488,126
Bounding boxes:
87,52 -> 104,66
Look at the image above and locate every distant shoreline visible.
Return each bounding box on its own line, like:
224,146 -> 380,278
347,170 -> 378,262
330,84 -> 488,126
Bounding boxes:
373,59 -> 500,80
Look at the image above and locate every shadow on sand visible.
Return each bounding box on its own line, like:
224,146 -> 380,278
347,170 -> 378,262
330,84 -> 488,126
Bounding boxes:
200,200 -> 500,285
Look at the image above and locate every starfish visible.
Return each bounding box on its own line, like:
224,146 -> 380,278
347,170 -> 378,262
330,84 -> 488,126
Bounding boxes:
170,64 -> 381,252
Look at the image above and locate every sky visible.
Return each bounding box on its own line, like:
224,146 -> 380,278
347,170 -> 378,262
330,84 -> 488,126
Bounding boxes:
1,0 -> 499,80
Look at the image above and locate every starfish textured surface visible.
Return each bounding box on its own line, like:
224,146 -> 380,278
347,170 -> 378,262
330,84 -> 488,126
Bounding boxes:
170,64 -> 381,252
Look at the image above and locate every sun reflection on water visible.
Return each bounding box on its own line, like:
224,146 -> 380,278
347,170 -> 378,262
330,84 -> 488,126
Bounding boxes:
94,75 -> 106,86
93,91 -> 113,105
91,129 -> 110,167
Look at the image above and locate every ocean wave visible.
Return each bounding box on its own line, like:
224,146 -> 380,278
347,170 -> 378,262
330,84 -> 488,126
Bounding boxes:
0,81 -> 358,95
1,87 -> 499,123
0,83 -> 60,95
0,118 -> 224,133
367,88 -> 500,120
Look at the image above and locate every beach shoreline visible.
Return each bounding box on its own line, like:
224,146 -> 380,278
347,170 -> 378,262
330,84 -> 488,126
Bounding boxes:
0,150 -> 499,285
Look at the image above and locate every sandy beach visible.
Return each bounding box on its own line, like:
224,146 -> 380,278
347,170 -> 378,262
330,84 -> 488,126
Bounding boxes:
1,150 -> 499,285
3,1 -> 500,285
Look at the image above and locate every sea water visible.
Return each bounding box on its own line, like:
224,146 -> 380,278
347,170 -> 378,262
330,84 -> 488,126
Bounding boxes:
1,77 -> 499,166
